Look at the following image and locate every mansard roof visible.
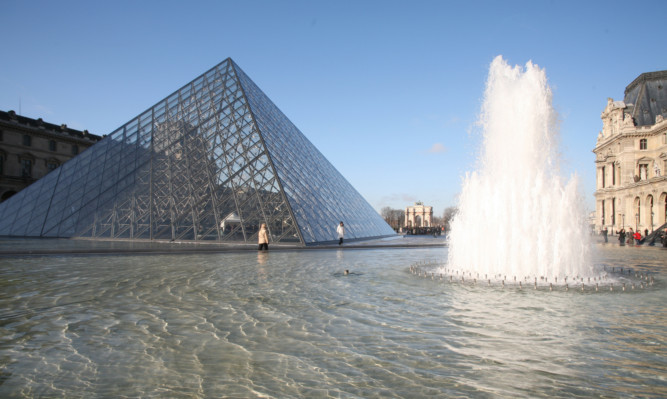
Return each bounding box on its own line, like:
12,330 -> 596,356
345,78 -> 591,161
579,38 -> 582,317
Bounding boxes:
623,70 -> 667,127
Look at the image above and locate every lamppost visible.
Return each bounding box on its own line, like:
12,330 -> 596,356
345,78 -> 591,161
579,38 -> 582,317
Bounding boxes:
621,213 -> 625,229
635,213 -> 639,232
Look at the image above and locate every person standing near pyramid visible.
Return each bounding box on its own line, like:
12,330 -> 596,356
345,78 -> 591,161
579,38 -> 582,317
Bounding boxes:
258,223 -> 269,251
337,222 -> 345,245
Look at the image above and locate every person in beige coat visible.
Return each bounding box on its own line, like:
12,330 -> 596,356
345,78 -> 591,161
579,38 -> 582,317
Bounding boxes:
258,223 -> 269,251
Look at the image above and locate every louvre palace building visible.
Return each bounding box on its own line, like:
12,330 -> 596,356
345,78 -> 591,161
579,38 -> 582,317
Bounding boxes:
593,70 -> 667,235
0,58 -> 395,245
0,110 -> 101,202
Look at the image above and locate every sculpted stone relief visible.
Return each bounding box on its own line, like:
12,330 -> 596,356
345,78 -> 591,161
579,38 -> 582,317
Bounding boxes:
623,113 -> 635,127
600,99 -> 627,140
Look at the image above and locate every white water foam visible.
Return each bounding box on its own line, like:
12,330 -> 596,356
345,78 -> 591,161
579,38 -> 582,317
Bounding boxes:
446,56 -> 593,281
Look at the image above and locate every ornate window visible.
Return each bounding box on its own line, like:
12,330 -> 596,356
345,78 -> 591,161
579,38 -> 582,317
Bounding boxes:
21,158 -> 32,178
49,140 -> 57,151
23,135 -> 32,147
71,144 -> 79,155
639,138 -> 647,150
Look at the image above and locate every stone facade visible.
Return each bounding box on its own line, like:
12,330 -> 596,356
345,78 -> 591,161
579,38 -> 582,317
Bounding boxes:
0,110 -> 101,202
593,71 -> 667,234
405,201 -> 432,227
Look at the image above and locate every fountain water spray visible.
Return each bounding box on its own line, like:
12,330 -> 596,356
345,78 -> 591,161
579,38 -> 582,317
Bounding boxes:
446,56 -> 594,282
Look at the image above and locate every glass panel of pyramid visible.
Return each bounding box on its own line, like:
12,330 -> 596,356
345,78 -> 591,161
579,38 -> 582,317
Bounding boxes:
0,58 -> 396,245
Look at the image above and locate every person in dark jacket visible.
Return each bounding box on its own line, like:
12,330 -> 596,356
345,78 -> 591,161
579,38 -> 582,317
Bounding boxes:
618,229 -> 626,246
662,228 -> 667,248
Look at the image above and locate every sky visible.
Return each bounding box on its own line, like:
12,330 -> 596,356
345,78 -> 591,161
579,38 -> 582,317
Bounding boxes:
1,0 -> 666,216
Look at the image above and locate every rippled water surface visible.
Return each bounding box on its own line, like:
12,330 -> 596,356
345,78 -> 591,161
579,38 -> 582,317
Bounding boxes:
0,242 -> 665,398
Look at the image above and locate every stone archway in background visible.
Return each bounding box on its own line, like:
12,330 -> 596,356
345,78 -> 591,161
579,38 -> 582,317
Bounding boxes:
404,202 -> 433,228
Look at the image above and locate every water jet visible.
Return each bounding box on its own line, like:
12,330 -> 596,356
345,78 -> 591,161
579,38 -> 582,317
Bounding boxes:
445,56 -> 593,283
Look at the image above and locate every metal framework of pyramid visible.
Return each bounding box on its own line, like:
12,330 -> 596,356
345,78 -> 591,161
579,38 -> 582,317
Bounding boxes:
0,58 -> 395,245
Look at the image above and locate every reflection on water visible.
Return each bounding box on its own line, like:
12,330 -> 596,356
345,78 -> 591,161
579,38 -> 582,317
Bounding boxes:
0,243 -> 665,398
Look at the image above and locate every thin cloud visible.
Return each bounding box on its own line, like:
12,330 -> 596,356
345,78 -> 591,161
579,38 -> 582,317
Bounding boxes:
446,116 -> 460,126
380,193 -> 419,205
427,142 -> 447,153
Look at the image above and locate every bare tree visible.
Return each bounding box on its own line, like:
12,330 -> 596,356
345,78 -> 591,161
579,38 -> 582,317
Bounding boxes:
381,206 -> 392,224
380,207 -> 406,229
392,209 -> 405,228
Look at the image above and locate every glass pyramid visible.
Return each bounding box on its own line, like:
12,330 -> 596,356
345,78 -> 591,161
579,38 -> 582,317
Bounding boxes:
0,58 -> 395,245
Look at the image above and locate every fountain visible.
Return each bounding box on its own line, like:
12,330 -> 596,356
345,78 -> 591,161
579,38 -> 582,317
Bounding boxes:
445,56 -> 594,284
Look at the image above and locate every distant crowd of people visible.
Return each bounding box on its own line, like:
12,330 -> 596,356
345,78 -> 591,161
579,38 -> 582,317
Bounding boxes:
600,226 -> 667,247
400,226 -> 444,236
